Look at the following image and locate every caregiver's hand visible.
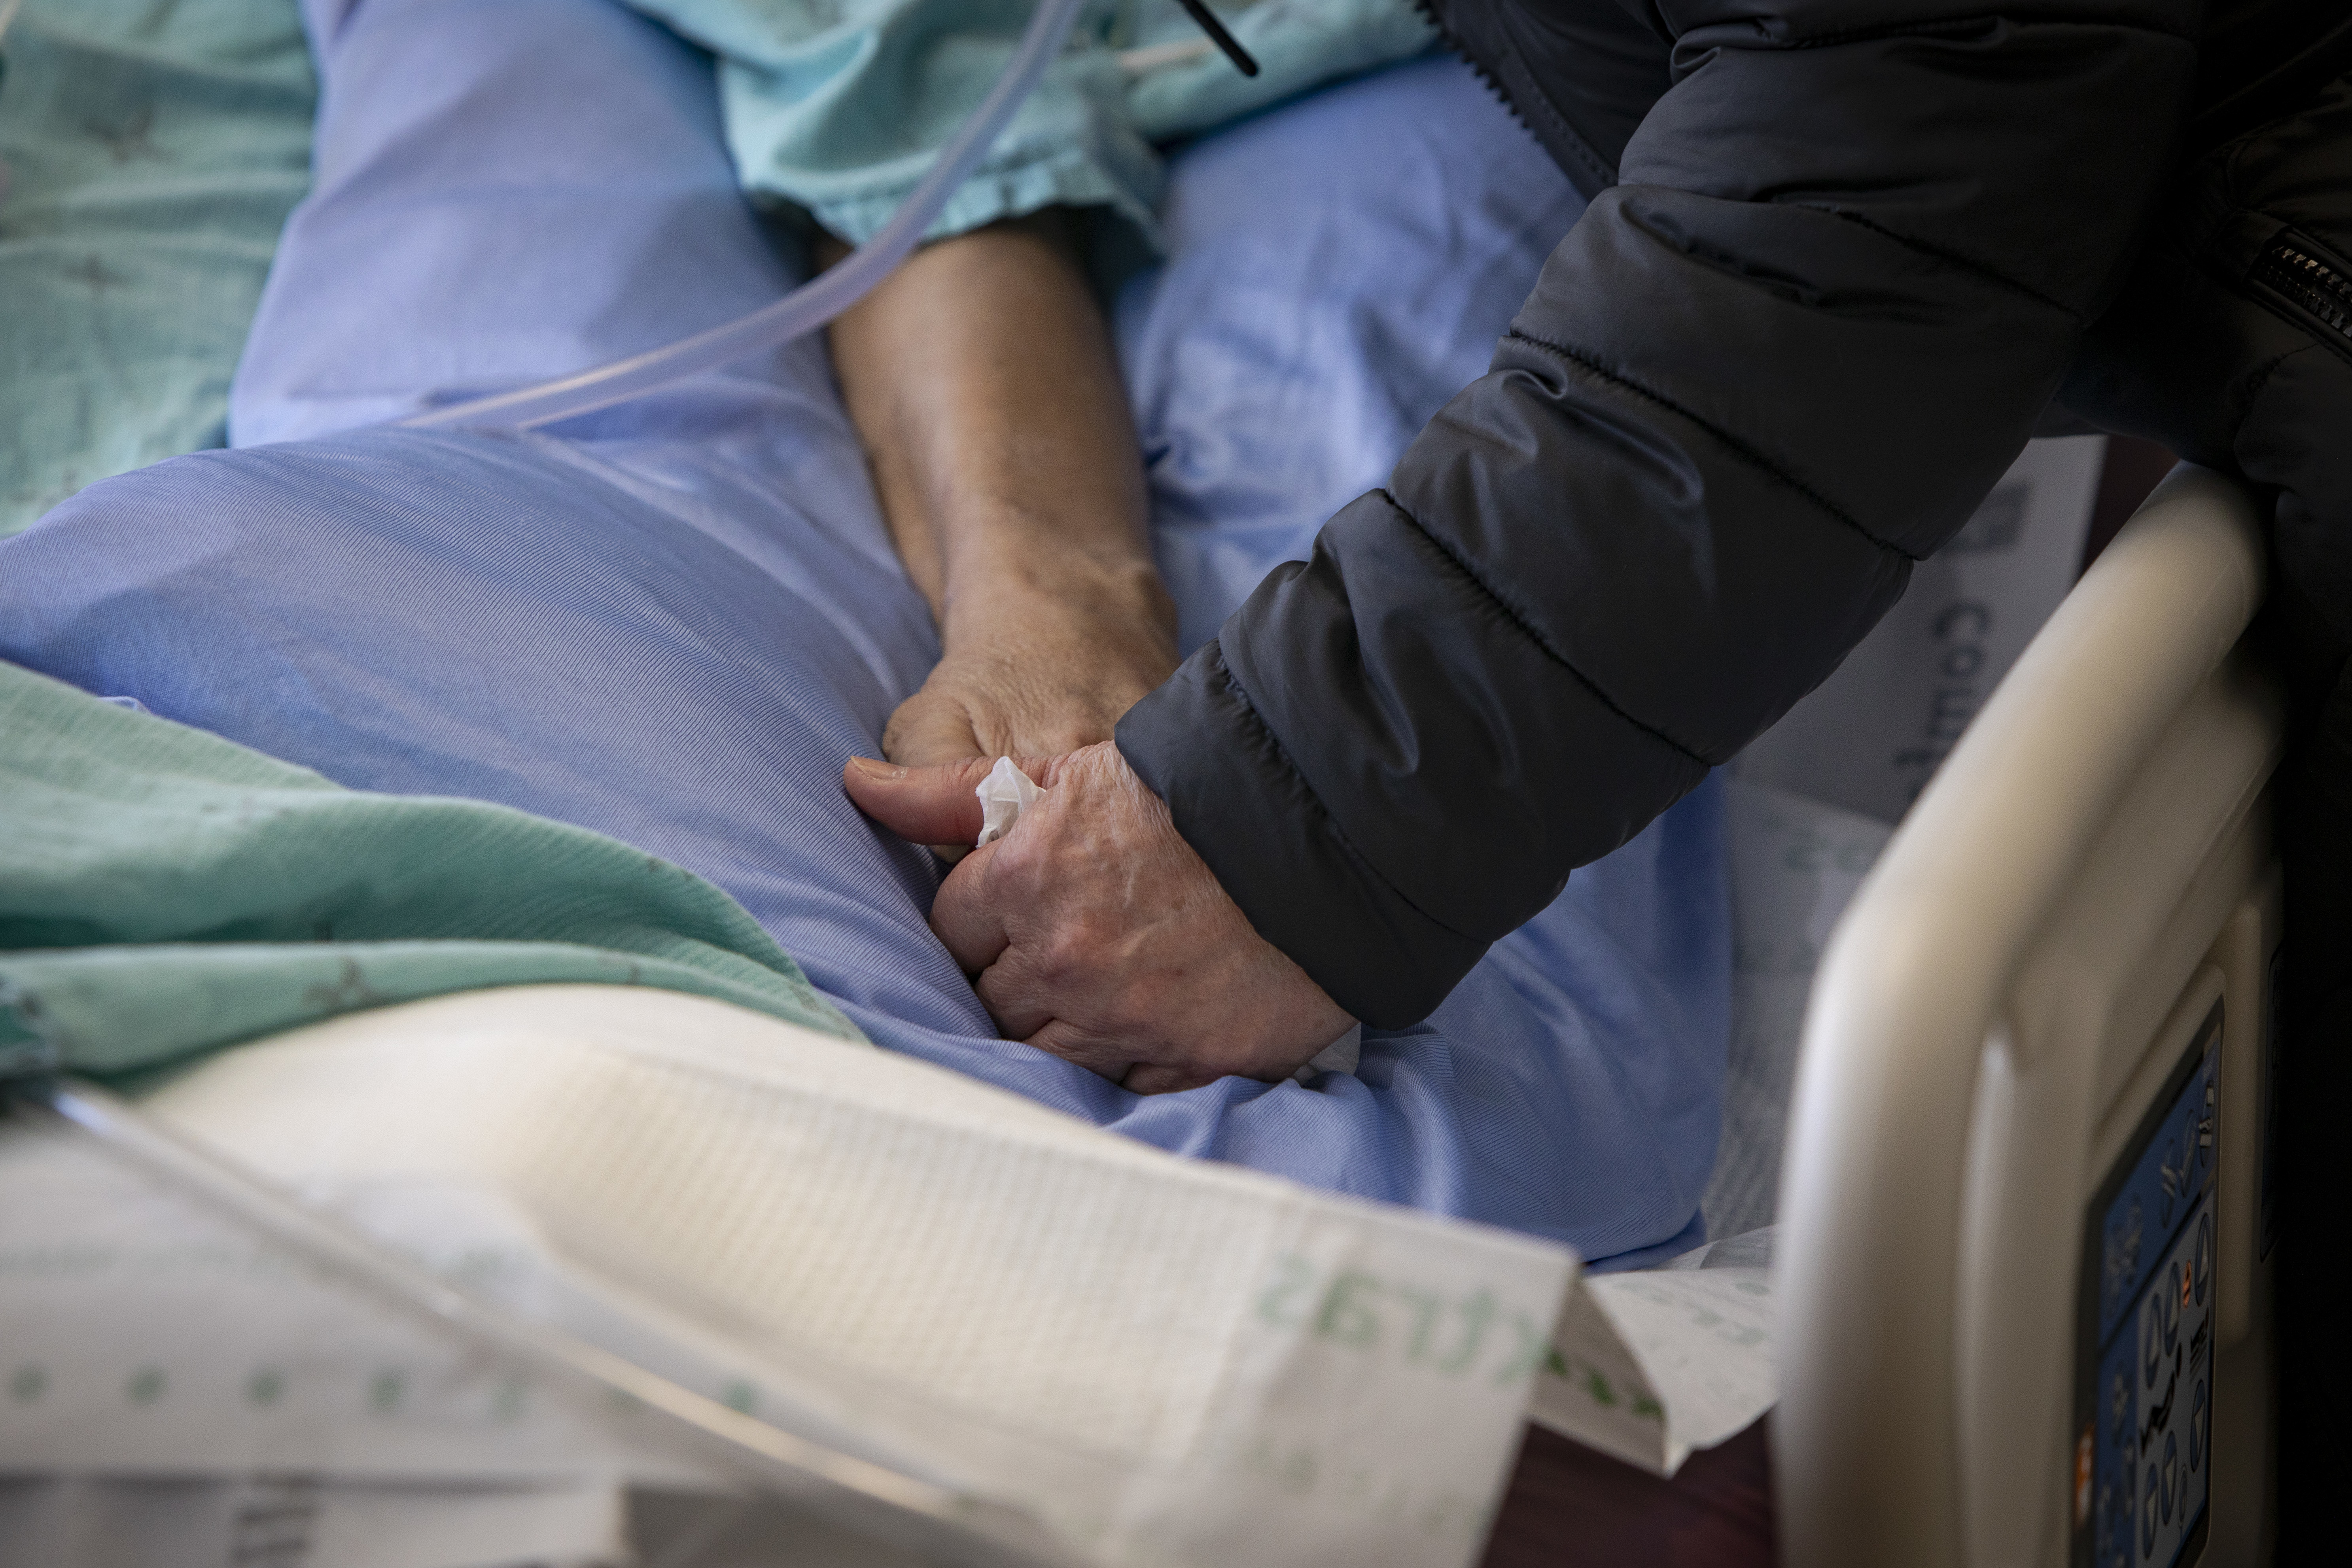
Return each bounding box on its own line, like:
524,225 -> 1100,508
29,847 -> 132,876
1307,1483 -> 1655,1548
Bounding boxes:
881,558 -> 1176,767
843,743 -> 1353,1093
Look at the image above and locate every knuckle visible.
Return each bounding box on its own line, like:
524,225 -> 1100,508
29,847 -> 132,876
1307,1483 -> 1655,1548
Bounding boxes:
972,970 -> 1015,1018
1031,931 -> 1088,985
1064,921 -> 1119,971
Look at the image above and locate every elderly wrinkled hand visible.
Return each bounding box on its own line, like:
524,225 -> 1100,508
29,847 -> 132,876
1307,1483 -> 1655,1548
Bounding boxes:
842,742 -> 1352,1093
880,562 -> 1176,769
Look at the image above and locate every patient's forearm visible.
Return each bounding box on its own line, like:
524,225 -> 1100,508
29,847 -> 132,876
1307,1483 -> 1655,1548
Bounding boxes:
823,212 -> 1177,765
826,210 -> 1150,617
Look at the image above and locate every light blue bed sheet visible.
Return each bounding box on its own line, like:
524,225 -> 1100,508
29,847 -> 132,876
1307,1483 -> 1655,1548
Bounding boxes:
0,0 -> 1729,1264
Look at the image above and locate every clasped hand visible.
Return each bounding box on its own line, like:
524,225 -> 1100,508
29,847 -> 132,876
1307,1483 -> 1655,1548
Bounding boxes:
845,743 -> 1352,1094
823,208 -> 1349,1091
882,558 -> 1176,771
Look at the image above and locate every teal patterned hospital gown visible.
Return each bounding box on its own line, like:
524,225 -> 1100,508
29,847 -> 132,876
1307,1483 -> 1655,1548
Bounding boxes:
619,0 -> 1435,246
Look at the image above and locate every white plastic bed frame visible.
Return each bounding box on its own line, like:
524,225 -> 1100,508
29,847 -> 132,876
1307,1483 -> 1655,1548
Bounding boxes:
1777,464 -> 2280,1567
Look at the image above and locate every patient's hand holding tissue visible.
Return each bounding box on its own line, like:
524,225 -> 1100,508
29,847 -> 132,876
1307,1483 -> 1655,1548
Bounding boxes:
819,192 -> 1331,1088
844,744 -> 1352,1093
826,200 -> 1348,1090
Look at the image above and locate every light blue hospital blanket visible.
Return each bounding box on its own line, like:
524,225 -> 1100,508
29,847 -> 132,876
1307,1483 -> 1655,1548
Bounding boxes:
0,0 -> 1729,1263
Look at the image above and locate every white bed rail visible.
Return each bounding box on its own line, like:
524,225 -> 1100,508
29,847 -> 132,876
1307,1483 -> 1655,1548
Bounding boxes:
1776,466 -> 2278,1567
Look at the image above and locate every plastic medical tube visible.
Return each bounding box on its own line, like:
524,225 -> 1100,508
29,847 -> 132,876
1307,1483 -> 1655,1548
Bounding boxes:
400,0 -> 1092,432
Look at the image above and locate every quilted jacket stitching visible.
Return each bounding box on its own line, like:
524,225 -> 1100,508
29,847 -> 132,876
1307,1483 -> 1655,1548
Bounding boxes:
1382,488 -> 1718,765
1503,325 -> 1928,562
1811,204 -> 2081,320
1695,9 -> 2197,54
1412,0 -> 1618,190
1512,64 -> 1618,192
1204,647 -> 1485,944
2228,343 -> 2322,448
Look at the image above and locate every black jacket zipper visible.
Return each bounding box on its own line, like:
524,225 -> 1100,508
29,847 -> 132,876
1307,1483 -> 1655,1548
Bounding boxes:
2251,236 -> 2352,348
1409,0 -> 1536,140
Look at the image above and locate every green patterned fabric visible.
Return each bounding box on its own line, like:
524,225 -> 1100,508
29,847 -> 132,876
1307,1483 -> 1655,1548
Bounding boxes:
0,0 -> 1432,538
0,662 -> 865,1081
0,0 -> 314,536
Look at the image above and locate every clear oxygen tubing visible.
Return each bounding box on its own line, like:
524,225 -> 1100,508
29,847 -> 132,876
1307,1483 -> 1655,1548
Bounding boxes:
398,0 -> 1093,433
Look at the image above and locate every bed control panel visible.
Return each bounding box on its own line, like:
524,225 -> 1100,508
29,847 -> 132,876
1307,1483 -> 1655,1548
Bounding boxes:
2074,1001 -> 2221,1568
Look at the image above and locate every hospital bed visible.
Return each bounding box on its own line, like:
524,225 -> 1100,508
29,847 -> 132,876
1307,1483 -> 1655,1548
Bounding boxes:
1777,461 -> 2281,1567
0,3 -> 2285,1560
0,456 -> 2280,1568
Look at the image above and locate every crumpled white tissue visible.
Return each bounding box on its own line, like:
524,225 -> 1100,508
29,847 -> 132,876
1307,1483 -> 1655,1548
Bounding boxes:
974,756 -> 1044,848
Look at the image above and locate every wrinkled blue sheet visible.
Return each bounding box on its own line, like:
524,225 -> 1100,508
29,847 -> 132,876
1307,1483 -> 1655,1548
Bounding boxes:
0,0 -> 1728,1263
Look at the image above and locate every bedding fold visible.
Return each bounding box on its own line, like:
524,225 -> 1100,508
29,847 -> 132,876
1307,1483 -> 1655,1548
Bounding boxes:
0,660 -> 860,1081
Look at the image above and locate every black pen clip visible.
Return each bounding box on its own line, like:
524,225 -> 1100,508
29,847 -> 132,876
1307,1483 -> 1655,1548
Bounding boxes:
1172,0 -> 1260,77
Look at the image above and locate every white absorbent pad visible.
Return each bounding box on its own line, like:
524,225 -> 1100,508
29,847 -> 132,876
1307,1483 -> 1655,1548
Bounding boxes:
0,985 -> 1578,1568
1707,777 -> 1895,1239
0,1473 -> 628,1568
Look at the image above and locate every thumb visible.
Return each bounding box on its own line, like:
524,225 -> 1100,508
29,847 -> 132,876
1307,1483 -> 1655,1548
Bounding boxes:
882,689 -> 984,770
844,754 -> 1049,846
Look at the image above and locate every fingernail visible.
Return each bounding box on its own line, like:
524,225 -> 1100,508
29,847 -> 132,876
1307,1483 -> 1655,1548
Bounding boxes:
848,756 -> 906,781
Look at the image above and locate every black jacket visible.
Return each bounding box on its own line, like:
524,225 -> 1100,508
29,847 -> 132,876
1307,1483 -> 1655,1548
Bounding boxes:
1116,0 -> 2352,1029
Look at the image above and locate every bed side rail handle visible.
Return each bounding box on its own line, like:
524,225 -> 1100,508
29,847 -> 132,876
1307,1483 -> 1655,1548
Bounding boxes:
1772,465 -> 2265,1568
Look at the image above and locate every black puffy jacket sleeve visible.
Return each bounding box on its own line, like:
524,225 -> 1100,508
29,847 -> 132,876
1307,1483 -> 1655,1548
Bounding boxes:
1116,0 -> 2199,1027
